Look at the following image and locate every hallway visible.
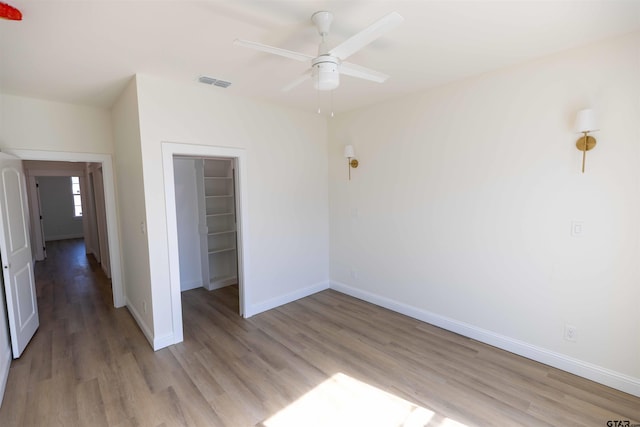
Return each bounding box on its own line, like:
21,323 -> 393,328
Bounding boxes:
0,239 -> 245,426
0,239 -> 147,425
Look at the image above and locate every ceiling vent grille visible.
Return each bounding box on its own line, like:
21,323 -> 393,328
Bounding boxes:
198,76 -> 231,88
213,80 -> 231,88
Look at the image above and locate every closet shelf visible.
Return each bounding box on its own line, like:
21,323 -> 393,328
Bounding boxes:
208,230 -> 235,236
206,212 -> 233,217
208,247 -> 236,255
197,158 -> 238,292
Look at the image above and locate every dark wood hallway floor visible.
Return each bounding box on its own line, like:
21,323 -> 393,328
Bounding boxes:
0,239 -> 638,426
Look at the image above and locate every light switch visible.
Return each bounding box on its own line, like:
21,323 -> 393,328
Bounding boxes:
571,221 -> 584,237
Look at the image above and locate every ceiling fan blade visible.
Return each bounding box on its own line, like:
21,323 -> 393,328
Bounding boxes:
282,70 -> 312,92
340,62 -> 389,83
234,39 -> 314,62
329,12 -> 404,61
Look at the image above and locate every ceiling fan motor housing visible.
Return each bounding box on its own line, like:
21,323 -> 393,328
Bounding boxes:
312,55 -> 339,91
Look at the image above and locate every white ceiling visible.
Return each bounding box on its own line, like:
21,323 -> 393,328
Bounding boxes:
1,1 -> 639,114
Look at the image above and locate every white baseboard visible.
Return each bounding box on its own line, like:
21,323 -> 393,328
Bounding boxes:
180,279 -> 203,292
45,233 -> 84,242
330,280 -> 640,398
125,298 -> 155,349
245,280 -> 330,318
126,298 -> 181,351
206,277 -> 237,291
153,332 -> 179,351
102,263 -> 111,279
0,347 -> 11,407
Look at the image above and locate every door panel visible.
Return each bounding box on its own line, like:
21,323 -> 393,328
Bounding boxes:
0,153 -> 39,358
14,264 -> 36,327
3,169 -> 28,251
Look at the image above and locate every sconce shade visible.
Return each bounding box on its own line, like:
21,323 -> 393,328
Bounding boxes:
574,109 -> 598,133
343,145 -> 355,158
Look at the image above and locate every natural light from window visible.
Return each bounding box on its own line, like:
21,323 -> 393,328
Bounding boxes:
71,176 -> 82,217
263,372 -> 468,427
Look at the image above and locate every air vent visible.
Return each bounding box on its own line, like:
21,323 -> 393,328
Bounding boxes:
214,80 -> 231,88
198,76 -> 216,85
198,76 -> 231,88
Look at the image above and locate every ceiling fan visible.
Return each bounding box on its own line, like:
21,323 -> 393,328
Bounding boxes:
234,11 -> 404,92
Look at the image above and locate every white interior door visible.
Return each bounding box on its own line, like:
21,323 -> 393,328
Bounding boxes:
0,153 -> 39,358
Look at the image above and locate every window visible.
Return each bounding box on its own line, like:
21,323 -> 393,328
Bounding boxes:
71,176 -> 82,217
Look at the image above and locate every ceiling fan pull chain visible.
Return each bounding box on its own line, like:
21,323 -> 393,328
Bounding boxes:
331,90 -> 334,118
317,71 -> 321,114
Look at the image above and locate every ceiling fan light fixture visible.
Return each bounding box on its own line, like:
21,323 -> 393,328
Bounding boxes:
312,58 -> 339,91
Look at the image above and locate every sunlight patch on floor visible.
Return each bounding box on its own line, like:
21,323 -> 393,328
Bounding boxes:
263,372 -> 467,427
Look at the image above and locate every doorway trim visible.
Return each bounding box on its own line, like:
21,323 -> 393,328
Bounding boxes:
161,142 -> 248,345
5,149 -> 125,308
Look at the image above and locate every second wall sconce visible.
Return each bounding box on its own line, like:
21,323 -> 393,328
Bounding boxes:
343,145 -> 359,180
574,108 -> 598,173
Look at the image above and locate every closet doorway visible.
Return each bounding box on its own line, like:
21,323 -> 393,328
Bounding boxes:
162,142 -> 248,345
173,156 -> 239,294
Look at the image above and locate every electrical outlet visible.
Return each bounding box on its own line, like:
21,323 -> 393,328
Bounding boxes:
350,269 -> 358,279
564,324 -> 577,342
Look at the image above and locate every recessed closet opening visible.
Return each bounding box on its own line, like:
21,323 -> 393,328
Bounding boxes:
172,155 -> 242,314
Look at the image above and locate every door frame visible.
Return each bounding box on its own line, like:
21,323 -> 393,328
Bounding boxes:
5,149 -> 124,308
24,163 -> 87,260
161,142 -> 248,344
25,175 -> 46,261
84,168 -> 101,264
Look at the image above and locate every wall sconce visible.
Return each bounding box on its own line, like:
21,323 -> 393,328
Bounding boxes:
343,145 -> 359,180
574,108 -> 598,173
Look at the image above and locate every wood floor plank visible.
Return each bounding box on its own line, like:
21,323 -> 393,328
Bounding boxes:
0,239 -> 638,427
76,378 -> 109,427
0,357 -> 30,426
97,361 -> 137,426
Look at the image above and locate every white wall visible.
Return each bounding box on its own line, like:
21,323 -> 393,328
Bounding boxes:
0,94 -> 113,153
38,176 -> 84,241
173,158 -> 203,291
111,77 -> 154,341
135,74 -> 329,347
329,33 -> 640,394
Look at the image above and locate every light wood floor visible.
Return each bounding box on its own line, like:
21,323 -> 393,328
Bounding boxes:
1,239 -> 638,426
